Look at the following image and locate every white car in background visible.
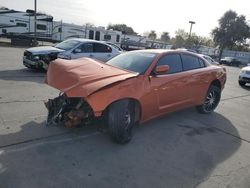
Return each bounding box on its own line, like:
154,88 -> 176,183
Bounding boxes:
23,38 -> 121,70
239,66 -> 250,86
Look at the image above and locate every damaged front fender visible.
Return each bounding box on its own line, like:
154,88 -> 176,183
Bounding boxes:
45,94 -> 93,127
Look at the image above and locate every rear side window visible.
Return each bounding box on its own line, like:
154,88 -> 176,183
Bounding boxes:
157,54 -> 183,74
181,54 -> 202,71
94,43 -> 112,53
199,58 -> 205,67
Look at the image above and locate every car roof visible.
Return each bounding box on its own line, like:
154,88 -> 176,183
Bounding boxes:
65,38 -> 108,44
130,49 -> 200,56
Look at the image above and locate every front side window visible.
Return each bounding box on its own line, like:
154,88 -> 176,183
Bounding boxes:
94,43 -> 112,53
181,54 -> 202,71
156,54 -> 183,74
107,51 -> 157,74
79,43 -> 93,53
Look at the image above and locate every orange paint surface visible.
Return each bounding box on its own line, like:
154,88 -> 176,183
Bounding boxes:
46,50 -> 226,123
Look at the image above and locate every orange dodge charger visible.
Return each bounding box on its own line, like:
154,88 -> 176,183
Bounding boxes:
45,49 -> 226,144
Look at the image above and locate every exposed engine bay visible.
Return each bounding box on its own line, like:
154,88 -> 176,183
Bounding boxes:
44,93 -> 93,127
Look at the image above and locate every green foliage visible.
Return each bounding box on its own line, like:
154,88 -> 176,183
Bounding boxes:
170,29 -> 214,49
160,32 -> 170,42
212,10 -> 250,51
107,24 -> 137,35
148,30 -> 157,40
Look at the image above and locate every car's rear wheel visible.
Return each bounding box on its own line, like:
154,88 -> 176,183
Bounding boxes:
196,85 -> 221,114
239,80 -> 246,86
108,100 -> 135,144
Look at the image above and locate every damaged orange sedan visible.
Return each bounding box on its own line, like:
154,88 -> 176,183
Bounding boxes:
45,49 -> 226,144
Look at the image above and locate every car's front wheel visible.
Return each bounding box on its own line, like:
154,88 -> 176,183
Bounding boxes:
108,100 -> 135,144
196,85 -> 221,114
239,80 -> 246,86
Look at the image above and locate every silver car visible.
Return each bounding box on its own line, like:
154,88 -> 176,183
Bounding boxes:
239,65 -> 250,86
23,38 -> 121,70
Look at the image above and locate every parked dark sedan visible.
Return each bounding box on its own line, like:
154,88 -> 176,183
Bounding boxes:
220,57 -> 241,66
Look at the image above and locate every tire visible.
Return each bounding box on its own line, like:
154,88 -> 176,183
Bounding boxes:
196,85 -> 221,114
239,80 -> 246,86
108,100 -> 135,144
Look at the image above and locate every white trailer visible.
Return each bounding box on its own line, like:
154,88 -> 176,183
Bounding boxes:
52,21 -> 86,41
0,8 -> 123,46
52,24 -> 122,46
85,26 -> 122,46
0,8 -> 53,39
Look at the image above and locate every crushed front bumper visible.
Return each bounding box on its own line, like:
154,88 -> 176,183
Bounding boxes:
45,94 -> 93,127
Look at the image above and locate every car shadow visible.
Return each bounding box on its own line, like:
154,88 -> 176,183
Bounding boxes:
0,108 -> 242,188
239,84 -> 250,90
0,68 -> 45,84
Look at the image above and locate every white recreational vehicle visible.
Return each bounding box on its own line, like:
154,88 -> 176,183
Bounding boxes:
0,8 -> 53,39
52,23 -> 122,46
84,26 -> 122,46
0,8 -> 122,46
52,21 -> 86,41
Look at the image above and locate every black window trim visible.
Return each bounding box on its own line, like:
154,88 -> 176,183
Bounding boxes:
180,52 -> 207,72
93,42 -> 112,53
152,52 -> 184,76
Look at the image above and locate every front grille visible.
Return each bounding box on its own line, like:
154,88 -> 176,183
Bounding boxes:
242,77 -> 250,81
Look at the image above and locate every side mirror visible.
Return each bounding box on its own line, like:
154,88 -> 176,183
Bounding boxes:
154,65 -> 169,75
73,48 -> 82,53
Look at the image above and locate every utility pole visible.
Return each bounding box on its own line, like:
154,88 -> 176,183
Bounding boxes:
34,0 -> 37,46
189,21 -> 195,37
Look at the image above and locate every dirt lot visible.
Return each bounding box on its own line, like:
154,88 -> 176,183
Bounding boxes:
0,46 -> 250,188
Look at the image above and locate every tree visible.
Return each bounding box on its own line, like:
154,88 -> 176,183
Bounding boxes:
212,10 -> 250,58
160,32 -> 170,42
148,30 -> 157,41
107,24 -> 137,35
170,29 -> 188,48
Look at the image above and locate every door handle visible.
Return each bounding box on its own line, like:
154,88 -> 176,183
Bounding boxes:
107,54 -> 111,57
89,54 -> 93,58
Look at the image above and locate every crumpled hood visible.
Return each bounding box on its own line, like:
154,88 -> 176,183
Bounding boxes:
45,58 -> 139,97
27,46 -> 64,55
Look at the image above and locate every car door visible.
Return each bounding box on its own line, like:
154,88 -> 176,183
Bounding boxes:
70,43 -> 94,59
149,53 -> 191,113
180,53 -> 211,103
93,43 -> 113,62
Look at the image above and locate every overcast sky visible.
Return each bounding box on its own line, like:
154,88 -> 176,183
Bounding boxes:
0,0 -> 249,37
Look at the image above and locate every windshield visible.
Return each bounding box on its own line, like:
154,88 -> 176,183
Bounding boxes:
55,40 -> 80,50
106,51 -> 157,74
